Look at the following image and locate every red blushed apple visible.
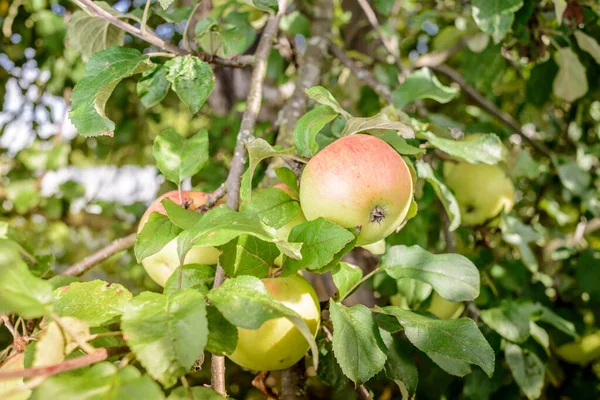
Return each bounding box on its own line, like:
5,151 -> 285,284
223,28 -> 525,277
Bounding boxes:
299,134 -> 413,245
227,274 -> 320,371
138,190 -> 220,287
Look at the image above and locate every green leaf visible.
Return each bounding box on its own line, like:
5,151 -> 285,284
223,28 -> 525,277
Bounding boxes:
419,132 -> 504,165
54,280 -> 133,327
379,131 -> 425,155
329,301 -> 388,384
219,235 -> 279,278
282,218 -> 356,275
153,128 -> 210,184
504,343 -> 545,400
381,245 -> 479,302
163,264 -> 215,296
429,353 -> 472,377
66,2 -> 126,60
243,0 -> 278,13
165,55 -> 215,114
274,167 -> 298,193
0,240 -> 53,318
177,205 -> 301,261
532,304 -> 577,338
342,112 -> 415,138
393,68 -> 458,108
331,262 -> 363,300
305,86 -> 351,118
207,275 -> 318,368
317,333 -> 349,391
555,160 -> 591,196
205,306 -> 238,355
241,187 -> 301,229
380,330 -> 418,397
162,198 -> 202,230
5,179 -> 41,214
135,213 -> 182,262
239,138 -> 302,203
499,214 -> 541,272
553,47 -> 588,102
480,301 -> 531,343
197,13 -> 256,58
159,0 -> 175,10
294,105 -> 338,157
376,306 -> 495,377
137,65 -> 170,108
473,9 -> 514,43
32,363 -> 163,400
461,44 -> 506,92
472,0 -> 524,43
168,386 -> 226,400
575,30 -> 600,64
70,47 -> 154,137
416,160 -> 461,230
121,290 -> 208,388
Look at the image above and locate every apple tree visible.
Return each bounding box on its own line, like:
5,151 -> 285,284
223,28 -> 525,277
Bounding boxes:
1,0 -> 600,399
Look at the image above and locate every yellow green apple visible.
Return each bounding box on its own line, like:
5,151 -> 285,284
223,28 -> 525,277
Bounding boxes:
443,161 -> 514,226
138,190 -> 220,286
227,274 -> 320,371
427,292 -> 465,319
556,332 -> 600,366
299,134 -> 413,245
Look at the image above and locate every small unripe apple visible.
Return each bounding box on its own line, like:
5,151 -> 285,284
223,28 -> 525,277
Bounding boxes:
138,190 -> 220,286
443,162 -> 514,226
227,274 -> 320,371
427,292 -> 465,319
556,332 -> 600,366
299,134 -> 413,245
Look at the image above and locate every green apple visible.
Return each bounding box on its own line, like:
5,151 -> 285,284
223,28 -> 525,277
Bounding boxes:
443,161 -> 514,226
228,274 -> 320,371
556,332 -> 600,366
138,190 -> 220,287
427,292 -> 465,319
300,134 -> 413,246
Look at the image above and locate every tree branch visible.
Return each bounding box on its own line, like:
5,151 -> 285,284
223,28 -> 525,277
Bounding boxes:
355,0 -> 405,77
74,0 -> 253,68
211,1 -> 289,395
0,347 -> 127,380
62,233 -> 137,276
329,44 -> 393,103
261,0 -> 334,188
430,64 -> 553,158
281,360 -> 306,400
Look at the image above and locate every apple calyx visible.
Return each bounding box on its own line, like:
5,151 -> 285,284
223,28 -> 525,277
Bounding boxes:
370,205 -> 387,225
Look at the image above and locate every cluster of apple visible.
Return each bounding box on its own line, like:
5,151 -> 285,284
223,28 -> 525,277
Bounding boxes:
137,133 -> 516,371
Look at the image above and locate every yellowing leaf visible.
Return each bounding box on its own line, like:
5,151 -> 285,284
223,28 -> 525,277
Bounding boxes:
553,48 -> 588,102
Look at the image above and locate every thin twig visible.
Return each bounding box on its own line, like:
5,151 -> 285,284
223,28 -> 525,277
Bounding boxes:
182,0 -> 205,51
0,347 -> 127,380
140,0 -> 152,35
62,233 -> 137,276
210,1 -> 289,395
356,384 -> 372,400
197,183 -> 227,213
339,267 -> 382,302
74,0 -> 254,68
356,0 -> 406,77
330,44 -> 393,103
430,64 -> 553,158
